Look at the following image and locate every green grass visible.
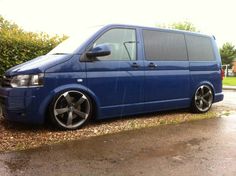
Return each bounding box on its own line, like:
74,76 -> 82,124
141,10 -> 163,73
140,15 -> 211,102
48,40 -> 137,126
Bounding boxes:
223,77 -> 236,86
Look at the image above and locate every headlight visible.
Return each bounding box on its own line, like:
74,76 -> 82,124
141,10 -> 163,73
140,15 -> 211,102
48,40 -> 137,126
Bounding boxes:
10,73 -> 44,88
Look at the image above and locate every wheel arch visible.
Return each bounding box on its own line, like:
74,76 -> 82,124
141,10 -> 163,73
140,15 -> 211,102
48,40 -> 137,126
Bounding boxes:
192,81 -> 216,101
39,84 -> 101,123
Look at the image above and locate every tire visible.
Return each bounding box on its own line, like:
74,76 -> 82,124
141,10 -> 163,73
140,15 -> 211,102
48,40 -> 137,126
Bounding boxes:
49,90 -> 92,130
191,85 -> 213,113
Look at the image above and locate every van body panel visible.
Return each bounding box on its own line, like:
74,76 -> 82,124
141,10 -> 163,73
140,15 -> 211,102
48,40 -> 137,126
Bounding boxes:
5,55 -> 73,76
143,61 -> 190,100
85,61 -> 145,119
189,61 -> 222,93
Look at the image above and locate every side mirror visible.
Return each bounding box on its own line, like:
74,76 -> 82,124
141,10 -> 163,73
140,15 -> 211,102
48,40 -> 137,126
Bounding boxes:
86,44 -> 111,58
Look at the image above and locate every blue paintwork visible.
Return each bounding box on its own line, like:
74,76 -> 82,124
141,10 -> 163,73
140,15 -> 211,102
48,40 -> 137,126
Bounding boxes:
0,24 -> 224,124
5,54 -> 73,76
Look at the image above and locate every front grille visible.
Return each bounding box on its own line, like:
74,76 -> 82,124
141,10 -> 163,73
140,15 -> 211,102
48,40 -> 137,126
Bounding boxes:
8,97 -> 25,110
0,76 -> 11,87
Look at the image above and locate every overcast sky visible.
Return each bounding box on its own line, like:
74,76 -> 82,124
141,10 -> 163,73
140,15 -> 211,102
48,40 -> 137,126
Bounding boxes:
0,0 -> 235,46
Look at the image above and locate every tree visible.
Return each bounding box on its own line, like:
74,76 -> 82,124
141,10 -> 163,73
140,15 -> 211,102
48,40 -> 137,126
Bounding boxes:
0,15 -> 20,31
157,21 -> 199,32
220,42 -> 236,66
0,16 -> 68,75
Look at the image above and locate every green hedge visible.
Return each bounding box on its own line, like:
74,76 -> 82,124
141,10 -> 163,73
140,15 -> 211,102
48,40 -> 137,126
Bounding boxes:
0,16 -> 67,75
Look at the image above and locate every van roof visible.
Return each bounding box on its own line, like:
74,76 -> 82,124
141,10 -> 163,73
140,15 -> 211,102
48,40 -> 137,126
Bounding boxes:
103,24 -> 212,38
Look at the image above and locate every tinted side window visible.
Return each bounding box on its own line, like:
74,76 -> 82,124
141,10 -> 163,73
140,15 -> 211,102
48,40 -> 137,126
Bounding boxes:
93,28 -> 136,60
185,35 -> 215,61
143,30 -> 187,61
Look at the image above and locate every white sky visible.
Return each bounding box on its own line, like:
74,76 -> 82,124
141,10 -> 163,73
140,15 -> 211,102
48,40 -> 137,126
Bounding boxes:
0,0 -> 236,46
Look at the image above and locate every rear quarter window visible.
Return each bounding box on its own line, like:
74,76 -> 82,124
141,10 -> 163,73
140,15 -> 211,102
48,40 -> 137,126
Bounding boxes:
185,34 -> 215,61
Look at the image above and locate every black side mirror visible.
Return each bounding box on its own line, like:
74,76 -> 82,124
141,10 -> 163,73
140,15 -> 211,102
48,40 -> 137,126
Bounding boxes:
86,44 -> 111,58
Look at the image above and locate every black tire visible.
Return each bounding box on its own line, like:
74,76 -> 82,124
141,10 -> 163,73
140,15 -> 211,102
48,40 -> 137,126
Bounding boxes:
49,90 -> 93,130
191,85 -> 213,113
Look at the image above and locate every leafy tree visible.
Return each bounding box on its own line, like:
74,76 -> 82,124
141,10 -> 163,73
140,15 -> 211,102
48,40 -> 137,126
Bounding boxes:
220,42 -> 236,66
170,21 -> 198,32
0,15 -> 68,75
157,21 -> 199,32
0,16 -> 20,31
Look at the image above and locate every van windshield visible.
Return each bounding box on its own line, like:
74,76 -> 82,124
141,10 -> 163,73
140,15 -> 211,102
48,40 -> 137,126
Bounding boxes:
47,26 -> 103,55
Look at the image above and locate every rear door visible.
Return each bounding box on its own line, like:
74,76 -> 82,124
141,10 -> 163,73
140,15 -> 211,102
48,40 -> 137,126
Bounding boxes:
85,28 -> 144,118
142,29 -> 190,112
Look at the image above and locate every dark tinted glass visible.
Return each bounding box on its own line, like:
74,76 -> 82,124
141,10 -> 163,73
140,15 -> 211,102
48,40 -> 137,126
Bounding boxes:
94,28 -> 136,60
185,35 -> 215,61
143,30 -> 187,61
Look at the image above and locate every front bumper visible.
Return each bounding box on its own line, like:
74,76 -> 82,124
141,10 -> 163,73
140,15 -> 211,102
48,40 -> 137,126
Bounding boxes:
0,86 -> 45,124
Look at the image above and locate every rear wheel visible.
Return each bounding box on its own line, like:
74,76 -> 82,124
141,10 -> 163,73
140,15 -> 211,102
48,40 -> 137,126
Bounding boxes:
191,85 -> 213,113
49,90 -> 92,130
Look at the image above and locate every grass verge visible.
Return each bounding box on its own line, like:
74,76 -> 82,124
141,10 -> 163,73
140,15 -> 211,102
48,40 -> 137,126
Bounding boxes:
223,77 -> 236,86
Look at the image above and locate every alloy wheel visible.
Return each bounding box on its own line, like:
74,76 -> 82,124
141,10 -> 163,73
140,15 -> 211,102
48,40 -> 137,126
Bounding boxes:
53,91 -> 91,129
194,85 -> 213,112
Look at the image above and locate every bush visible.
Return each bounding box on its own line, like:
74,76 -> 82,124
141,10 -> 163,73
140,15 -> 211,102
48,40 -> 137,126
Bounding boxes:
0,16 -> 67,75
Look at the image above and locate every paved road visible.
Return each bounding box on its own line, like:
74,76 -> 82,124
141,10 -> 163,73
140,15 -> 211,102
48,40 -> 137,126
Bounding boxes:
219,90 -> 236,108
0,90 -> 236,176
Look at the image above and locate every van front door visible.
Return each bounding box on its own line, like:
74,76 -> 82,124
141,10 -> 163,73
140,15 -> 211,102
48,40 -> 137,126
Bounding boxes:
85,28 -> 144,118
142,30 -> 190,112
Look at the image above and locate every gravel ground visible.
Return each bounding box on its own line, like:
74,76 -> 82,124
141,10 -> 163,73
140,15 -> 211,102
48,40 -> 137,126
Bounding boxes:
0,106 -> 232,152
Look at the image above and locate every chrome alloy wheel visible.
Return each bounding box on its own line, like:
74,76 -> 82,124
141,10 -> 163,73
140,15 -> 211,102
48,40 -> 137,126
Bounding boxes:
53,91 -> 91,129
194,85 -> 213,112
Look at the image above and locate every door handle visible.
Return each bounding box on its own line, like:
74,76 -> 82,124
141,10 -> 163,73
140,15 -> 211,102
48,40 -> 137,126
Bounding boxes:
148,62 -> 157,68
131,62 -> 140,68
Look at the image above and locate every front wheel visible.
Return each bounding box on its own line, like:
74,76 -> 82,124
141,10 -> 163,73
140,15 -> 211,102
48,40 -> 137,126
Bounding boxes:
191,85 -> 213,113
49,90 -> 92,130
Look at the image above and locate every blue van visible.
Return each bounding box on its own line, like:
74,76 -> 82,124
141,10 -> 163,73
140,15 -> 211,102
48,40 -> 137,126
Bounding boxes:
0,24 -> 224,130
